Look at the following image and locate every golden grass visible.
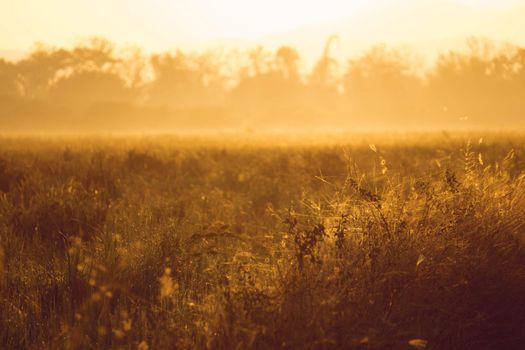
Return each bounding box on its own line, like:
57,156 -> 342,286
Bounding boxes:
0,132 -> 524,349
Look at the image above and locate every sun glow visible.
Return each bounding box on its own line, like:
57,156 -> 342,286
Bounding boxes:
0,0 -> 524,56
187,0 -> 367,39
0,0 -> 366,50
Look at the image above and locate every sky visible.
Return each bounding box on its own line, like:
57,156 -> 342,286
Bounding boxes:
1,0 -> 525,62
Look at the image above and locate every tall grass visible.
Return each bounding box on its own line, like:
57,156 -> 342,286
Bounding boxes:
0,133 -> 524,349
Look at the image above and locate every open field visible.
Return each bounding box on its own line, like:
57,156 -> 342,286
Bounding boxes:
1,132 -> 524,349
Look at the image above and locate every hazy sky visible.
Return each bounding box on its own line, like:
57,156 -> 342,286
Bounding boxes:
1,0 -> 525,61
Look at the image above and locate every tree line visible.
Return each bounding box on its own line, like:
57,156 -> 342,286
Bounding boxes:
1,36 -> 524,131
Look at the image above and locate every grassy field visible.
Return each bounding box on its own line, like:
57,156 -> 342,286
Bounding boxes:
0,132 -> 524,349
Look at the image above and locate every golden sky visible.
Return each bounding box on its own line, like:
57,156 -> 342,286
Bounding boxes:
1,0 -> 525,61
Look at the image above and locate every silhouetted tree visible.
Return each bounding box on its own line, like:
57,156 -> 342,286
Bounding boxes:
0,59 -> 19,96
276,46 -> 301,81
229,46 -> 307,126
147,50 -> 225,109
15,44 -> 71,99
247,46 -> 273,77
14,38 -> 120,101
48,71 -> 132,109
344,45 -> 424,124
427,38 -> 525,124
307,35 -> 345,122
310,35 -> 340,91
40,38 -> 137,112
69,37 -> 118,72
118,47 -> 148,90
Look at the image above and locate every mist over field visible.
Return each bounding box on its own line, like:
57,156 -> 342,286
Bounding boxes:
1,36 -> 525,133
